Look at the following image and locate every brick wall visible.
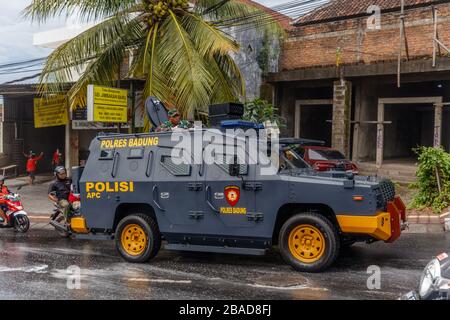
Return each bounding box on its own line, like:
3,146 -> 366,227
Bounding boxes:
281,3 -> 450,70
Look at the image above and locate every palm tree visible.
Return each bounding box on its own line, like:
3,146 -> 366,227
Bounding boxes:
24,0 -> 283,118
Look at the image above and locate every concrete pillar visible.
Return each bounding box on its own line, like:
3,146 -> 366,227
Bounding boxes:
294,102 -> 300,139
434,102 -> 443,147
279,87 -> 296,137
352,84 -> 362,162
65,121 -> 79,176
376,102 -> 384,168
332,80 -> 352,158
259,83 -> 275,104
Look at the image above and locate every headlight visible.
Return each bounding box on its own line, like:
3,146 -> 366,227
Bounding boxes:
72,201 -> 81,211
419,258 -> 441,299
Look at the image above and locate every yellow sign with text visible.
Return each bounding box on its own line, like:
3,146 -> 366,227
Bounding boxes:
220,207 -> 247,215
87,85 -> 128,123
34,95 -> 68,128
100,137 -> 159,149
85,181 -> 134,199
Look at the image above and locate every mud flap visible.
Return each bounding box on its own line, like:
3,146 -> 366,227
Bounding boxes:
386,201 -> 402,243
394,196 -> 407,222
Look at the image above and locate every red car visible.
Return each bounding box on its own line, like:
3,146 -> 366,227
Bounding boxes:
302,146 -> 358,173
279,139 -> 358,173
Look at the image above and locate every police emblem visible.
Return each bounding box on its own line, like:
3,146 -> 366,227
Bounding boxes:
224,186 -> 240,207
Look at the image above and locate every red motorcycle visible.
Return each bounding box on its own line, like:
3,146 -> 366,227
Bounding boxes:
0,193 -> 30,233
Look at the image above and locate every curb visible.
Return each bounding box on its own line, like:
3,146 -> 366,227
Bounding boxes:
403,223 -> 446,234
7,176 -> 54,189
29,216 -> 52,230
406,211 -> 450,233
29,216 -> 49,221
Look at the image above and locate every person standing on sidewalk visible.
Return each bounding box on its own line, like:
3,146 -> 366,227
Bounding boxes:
52,148 -> 62,168
23,151 -> 44,186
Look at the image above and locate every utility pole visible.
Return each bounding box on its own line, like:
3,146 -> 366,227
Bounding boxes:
397,0 -> 405,88
129,82 -> 136,134
433,6 -> 438,67
432,7 -> 450,67
117,64 -> 122,133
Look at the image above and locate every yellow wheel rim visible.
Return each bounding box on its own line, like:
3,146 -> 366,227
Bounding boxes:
288,224 -> 325,263
121,224 -> 148,256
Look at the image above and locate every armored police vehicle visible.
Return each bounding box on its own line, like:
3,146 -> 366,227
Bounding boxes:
68,99 -> 407,272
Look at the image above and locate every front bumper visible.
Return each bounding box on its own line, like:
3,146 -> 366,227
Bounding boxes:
400,291 -> 419,300
336,196 -> 407,242
386,196 -> 407,243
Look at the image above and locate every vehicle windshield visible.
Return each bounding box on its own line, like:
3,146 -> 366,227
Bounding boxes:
309,149 -> 346,161
279,145 -> 310,170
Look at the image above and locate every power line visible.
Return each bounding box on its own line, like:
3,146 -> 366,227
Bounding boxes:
1,73 -> 41,85
0,68 -> 43,75
214,0 -> 329,28
0,57 -> 46,70
0,61 -> 45,73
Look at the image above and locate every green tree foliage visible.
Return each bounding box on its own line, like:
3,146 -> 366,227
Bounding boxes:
410,146 -> 450,213
243,98 -> 285,127
24,0 -> 283,118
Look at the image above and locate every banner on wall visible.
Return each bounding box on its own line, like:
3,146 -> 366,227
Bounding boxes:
87,85 -> 128,123
34,95 -> 68,128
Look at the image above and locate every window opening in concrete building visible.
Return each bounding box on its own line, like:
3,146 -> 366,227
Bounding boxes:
383,103 -> 435,163
295,99 -> 333,147
375,97 -> 443,170
300,105 -> 332,146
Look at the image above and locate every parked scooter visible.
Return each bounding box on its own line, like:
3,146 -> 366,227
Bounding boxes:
49,192 -> 81,238
0,192 -> 30,233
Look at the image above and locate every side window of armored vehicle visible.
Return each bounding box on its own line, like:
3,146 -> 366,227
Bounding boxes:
128,148 -> 145,159
160,155 -> 191,176
99,149 -> 115,160
214,153 -> 248,176
279,147 -> 309,171
296,146 -> 306,157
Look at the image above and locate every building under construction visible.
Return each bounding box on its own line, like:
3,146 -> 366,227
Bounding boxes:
268,0 -> 450,183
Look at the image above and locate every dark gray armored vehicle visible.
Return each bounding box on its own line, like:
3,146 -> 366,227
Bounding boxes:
69,100 -> 407,272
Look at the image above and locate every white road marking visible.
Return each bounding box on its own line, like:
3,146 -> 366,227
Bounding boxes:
128,278 -> 192,284
0,264 -> 48,273
248,283 -> 328,291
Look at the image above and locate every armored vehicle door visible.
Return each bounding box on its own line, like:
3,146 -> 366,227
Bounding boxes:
202,151 -> 258,234
152,146 -> 204,231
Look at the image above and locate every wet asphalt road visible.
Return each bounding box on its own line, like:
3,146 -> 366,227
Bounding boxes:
0,226 -> 449,300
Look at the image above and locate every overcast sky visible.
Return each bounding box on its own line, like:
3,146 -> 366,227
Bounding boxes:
0,0 -> 291,83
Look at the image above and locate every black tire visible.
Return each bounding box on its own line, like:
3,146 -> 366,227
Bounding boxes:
279,213 -> 340,272
13,215 -> 30,233
115,214 -> 161,263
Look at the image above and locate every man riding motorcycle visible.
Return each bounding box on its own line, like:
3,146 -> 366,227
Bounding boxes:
0,175 -> 11,225
48,166 -> 72,220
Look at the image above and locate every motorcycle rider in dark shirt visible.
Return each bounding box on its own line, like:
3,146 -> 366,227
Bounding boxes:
48,166 -> 72,219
